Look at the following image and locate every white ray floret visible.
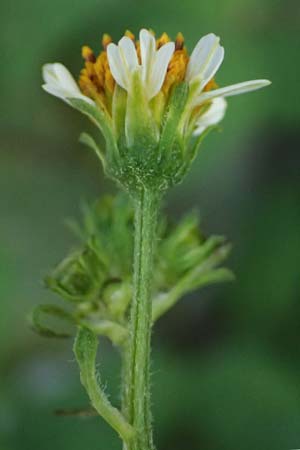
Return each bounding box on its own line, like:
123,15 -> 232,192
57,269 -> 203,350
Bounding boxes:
185,33 -> 224,91
42,63 -> 95,105
185,33 -> 271,109
196,79 -> 271,103
107,29 -> 175,100
193,97 -> 227,136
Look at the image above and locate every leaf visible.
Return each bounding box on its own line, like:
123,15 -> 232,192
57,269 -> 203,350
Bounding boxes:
64,217 -> 86,241
200,242 -> 233,271
187,124 -> 217,161
79,132 -> 106,168
181,235 -> 227,270
74,326 -> 99,373
29,304 -> 74,338
74,327 -> 134,441
68,98 -> 116,151
188,267 -> 235,291
152,267 -> 234,322
174,125 -> 216,183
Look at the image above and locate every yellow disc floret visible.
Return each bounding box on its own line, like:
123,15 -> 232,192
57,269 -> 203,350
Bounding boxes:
162,33 -> 189,95
102,33 -> 113,49
79,35 -> 115,111
203,78 -> 218,92
156,32 -> 171,49
81,46 -> 96,63
124,30 -> 135,41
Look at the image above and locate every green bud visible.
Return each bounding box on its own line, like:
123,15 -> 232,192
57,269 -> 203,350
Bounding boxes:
45,248 -> 105,303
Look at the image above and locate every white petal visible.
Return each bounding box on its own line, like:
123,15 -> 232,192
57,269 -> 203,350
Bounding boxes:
186,33 -> 224,88
107,43 -> 129,90
53,63 -> 80,92
197,79 -> 271,102
42,63 -> 94,105
139,29 -> 156,84
200,45 -> 224,89
108,29 -> 176,99
194,97 -> 227,136
42,64 -> 57,84
42,83 -> 95,105
118,36 -> 139,71
148,42 -> 175,99
42,83 -> 67,101
66,92 -> 95,105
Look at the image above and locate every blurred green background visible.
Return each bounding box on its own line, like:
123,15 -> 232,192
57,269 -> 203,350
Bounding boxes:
1,0 -> 300,449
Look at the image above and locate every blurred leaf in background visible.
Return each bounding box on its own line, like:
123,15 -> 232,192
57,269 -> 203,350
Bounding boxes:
1,0 -> 300,449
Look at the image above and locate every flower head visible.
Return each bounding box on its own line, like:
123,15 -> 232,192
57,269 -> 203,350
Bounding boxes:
42,28 -> 271,191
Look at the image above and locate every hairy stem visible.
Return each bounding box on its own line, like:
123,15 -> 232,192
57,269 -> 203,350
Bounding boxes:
122,188 -> 160,450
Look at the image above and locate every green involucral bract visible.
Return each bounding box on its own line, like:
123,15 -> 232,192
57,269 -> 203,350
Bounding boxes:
70,82 -> 210,192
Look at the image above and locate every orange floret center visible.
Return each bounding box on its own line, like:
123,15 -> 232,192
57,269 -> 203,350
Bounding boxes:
79,36 -> 115,111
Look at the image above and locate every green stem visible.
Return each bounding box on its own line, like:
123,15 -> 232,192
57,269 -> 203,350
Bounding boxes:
123,188 -> 160,450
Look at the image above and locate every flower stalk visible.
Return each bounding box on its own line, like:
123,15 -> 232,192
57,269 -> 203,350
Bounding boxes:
122,188 -> 160,450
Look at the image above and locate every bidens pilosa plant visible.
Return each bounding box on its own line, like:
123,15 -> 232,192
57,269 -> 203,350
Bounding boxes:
34,28 -> 270,450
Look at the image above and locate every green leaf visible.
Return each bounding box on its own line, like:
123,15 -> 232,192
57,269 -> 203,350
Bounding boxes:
74,326 -> 98,368
152,267 -> 234,322
189,125 -> 219,164
74,327 -> 134,442
188,267 -> 235,291
181,235 -> 227,270
199,242 -> 233,271
29,304 -> 74,338
68,98 -> 116,150
64,217 -> 86,241
79,132 -> 106,169
174,125 -> 216,183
